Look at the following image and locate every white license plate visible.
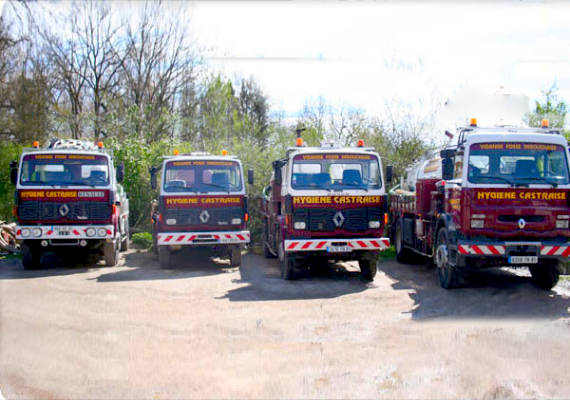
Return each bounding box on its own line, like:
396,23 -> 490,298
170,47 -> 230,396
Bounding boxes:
55,227 -> 71,235
326,245 -> 352,253
508,256 -> 538,264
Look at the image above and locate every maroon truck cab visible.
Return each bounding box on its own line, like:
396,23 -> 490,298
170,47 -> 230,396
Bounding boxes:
261,141 -> 392,281
391,122 -> 570,289
151,153 -> 252,269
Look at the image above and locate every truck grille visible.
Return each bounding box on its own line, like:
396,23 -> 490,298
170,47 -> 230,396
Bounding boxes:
498,215 -> 545,223
18,201 -> 111,221
293,207 -> 381,232
163,207 -> 243,226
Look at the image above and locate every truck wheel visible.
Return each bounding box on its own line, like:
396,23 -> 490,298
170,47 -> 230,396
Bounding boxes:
21,243 -> 41,270
435,229 -> 459,289
278,233 -> 295,280
103,240 -> 120,266
230,246 -> 242,267
529,261 -> 560,290
358,257 -> 377,281
395,220 -> 417,264
158,246 -> 171,269
120,223 -> 129,251
262,221 -> 276,258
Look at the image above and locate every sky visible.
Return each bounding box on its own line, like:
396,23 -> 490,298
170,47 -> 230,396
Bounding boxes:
184,1 -> 570,130
2,0 -> 570,133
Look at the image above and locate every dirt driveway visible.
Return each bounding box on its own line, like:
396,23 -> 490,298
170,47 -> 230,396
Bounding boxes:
1,249 -> 569,399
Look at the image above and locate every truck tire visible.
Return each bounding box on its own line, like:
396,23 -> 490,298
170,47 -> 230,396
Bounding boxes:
529,261 -> 560,290
262,221 -> 276,258
435,229 -> 459,289
158,246 -> 171,269
120,223 -> 129,251
230,245 -> 242,267
103,240 -> 119,266
278,232 -> 295,280
358,258 -> 377,281
395,220 -> 417,264
21,243 -> 41,270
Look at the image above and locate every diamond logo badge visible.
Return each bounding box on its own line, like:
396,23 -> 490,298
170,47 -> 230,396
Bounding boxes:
59,204 -> 70,217
518,218 -> 526,229
199,210 -> 210,223
333,211 -> 345,227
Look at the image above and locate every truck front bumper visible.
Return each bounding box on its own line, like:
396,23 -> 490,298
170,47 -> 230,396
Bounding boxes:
157,231 -> 250,246
284,237 -> 390,253
455,241 -> 570,267
16,225 -> 114,240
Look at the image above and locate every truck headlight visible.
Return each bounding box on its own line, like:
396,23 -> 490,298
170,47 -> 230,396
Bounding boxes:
231,218 -> 242,225
86,228 -> 96,237
21,228 -> 30,237
471,218 -> 485,229
368,221 -> 380,229
556,216 -> 569,229
97,228 -> 106,236
293,221 -> 306,230
166,218 -> 176,225
32,228 -> 42,237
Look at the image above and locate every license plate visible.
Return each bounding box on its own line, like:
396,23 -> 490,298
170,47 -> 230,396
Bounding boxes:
508,256 -> 538,264
326,245 -> 352,253
55,227 -> 70,236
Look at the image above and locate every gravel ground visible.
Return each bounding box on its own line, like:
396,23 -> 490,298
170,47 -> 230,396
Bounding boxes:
1,248 -> 569,399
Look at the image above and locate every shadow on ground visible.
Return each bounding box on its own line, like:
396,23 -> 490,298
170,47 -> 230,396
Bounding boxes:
93,248 -> 234,282
0,251 -> 95,279
218,253 -> 370,301
378,258 -> 570,320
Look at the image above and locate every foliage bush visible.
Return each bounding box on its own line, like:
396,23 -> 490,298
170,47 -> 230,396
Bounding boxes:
0,142 -> 22,222
131,232 -> 153,249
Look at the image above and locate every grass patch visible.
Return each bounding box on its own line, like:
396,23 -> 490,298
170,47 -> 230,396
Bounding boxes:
0,253 -> 21,261
131,232 -> 153,249
380,246 -> 396,260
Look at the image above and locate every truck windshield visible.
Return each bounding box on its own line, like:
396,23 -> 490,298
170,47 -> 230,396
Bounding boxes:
163,160 -> 243,193
20,154 -> 110,186
291,153 -> 381,190
468,142 -> 570,186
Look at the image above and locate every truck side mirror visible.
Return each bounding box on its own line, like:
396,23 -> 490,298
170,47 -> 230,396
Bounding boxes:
10,160 -> 17,185
116,163 -> 124,183
441,157 -> 454,180
272,160 -> 282,185
150,167 -> 158,190
385,165 -> 393,184
247,169 -> 254,185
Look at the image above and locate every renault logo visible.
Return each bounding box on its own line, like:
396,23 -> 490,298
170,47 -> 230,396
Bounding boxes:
333,211 -> 345,228
518,218 -> 526,229
59,204 -> 70,217
199,210 -> 210,223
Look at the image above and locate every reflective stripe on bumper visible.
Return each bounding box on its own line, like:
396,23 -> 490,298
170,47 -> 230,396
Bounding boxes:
284,238 -> 390,252
157,231 -> 250,245
457,242 -> 570,257
16,225 -> 114,240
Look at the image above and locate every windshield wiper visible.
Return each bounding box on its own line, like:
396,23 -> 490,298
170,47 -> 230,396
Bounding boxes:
515,177 -> 559,188
341,182 -> 368,191
201,182 -> 231,193
474,176 -> 515,186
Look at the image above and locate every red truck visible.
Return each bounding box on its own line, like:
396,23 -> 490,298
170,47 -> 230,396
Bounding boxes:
11,139 -> 129,269
390,119 -> 570,289
261,138 -> 392,281
150,151 -> 253,269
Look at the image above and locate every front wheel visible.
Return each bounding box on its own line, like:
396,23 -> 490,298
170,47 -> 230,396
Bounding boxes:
103,240 -> 119,266
530,261 -> 560,290
435,229 -> 459,289
358,257 -> 377,281
158,246 -> 171,269
230,245 -> 242,268
120,223 -> 129,251
278,232 -> 295,280
21,243 -> 41,270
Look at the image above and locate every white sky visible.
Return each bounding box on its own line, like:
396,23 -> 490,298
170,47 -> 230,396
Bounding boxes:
2,0 -> 570,131
186,1 -> 570,129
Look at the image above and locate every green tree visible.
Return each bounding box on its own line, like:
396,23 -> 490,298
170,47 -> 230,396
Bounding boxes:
526,84 -> 568,131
